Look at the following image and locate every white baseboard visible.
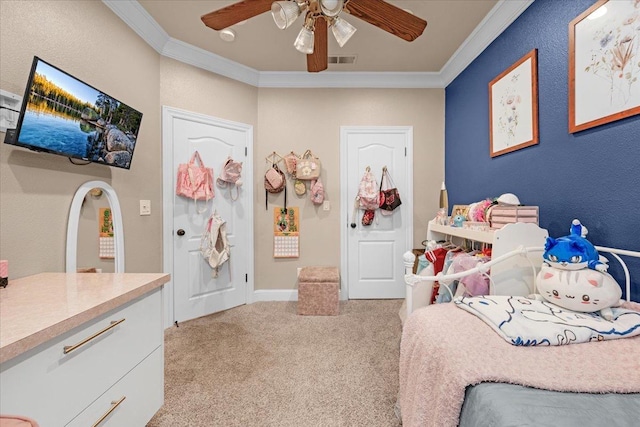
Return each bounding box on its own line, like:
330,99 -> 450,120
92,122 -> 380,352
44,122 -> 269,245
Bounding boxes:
251,289 -> 298,302
251,288 -> 348,302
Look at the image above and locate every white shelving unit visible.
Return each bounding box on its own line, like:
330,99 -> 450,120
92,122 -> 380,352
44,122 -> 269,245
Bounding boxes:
426,221 -> 548,295
0,89 -> 22,132
402,221 -> 549,320
427,222 -> 494,244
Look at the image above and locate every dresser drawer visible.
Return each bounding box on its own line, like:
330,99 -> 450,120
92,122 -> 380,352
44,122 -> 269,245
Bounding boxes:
65,347 -> 163,427
0,288 -> 162,426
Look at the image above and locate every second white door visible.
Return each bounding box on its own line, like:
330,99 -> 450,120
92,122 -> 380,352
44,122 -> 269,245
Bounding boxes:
341,126 -> 413,299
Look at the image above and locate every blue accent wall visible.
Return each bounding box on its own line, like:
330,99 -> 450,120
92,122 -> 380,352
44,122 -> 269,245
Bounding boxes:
445,0 -> 640,301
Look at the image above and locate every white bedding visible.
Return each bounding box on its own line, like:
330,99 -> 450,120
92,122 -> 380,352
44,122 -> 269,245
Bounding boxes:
454,295 -> 640,345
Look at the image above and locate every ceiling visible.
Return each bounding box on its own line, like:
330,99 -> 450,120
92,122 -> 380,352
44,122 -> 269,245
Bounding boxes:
104,0 -> 534,87
136,0 -> 499,73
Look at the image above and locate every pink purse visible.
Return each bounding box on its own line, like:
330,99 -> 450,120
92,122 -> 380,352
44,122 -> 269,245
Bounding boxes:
216,157 -> 243,201
310,178 -> 324,205
176,151 -> 214,211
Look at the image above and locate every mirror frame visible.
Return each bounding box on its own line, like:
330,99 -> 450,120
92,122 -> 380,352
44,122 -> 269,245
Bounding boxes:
66,180 -> 125,272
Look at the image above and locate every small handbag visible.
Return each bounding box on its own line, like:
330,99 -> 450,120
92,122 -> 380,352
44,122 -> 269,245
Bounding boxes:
265,166 -> 284,191
264,163 -> 287,210
358,167 -> 379,210
284,151 -> 299,177
310,178 -> 324,205
294,179 -> 306,196
362,209 -> 375,226
379,166 -> 401,212
216,157 -> 243,201
176,151 -> 214,212
296,149 -> 321,180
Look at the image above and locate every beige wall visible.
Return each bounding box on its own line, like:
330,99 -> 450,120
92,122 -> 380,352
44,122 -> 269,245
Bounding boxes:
159,57 -> 259,125
0,1 -> 445,292
0,0 -> 161,277
255,88 -> 444,290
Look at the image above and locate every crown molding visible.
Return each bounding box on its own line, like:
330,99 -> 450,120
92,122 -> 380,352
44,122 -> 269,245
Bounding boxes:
163,38 -> 261,87
439,0 -> 535,87
102,0 -> 533,89
258,71 -> 443,88
102,0 -> 170,53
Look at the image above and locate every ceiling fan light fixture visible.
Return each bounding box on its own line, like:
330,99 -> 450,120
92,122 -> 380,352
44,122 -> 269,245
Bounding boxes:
319,0 -> 344,17
294,25 -> 315,54
331,16 -> 356,48
271,1 -> 305,30
219,28 -> 236,42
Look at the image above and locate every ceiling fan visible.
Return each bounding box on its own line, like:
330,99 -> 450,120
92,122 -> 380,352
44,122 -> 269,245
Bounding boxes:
201,0 -> 427,73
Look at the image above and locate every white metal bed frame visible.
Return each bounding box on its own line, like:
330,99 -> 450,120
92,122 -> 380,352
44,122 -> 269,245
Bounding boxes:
403,245 -> 638,320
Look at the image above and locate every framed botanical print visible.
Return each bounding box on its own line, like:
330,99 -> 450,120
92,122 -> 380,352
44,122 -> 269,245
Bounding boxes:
489,49 -> 539,157
569,0 -> 640,133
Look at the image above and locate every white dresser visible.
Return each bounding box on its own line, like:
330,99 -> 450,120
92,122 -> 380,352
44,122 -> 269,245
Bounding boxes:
0,273 -> 170,426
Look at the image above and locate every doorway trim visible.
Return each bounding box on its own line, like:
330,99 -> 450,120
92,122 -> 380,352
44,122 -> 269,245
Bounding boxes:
339,125 -> 414,300
162,105 -> 255,329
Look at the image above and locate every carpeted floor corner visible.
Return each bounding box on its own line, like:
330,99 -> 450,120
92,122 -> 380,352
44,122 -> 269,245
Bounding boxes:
147,300 -> 403,427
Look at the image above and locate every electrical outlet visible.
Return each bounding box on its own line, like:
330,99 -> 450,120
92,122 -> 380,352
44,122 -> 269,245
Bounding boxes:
323,200 -> 330,211
139,200 -> 151,216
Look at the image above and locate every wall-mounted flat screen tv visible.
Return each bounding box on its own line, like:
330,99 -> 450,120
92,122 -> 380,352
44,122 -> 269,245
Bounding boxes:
4,56 -> 143,169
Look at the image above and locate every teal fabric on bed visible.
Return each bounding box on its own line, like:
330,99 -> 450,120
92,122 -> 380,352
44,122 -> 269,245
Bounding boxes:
459,383 -> 640,427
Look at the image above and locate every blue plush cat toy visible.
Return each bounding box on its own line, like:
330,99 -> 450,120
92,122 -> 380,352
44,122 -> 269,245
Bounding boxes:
542,219 -> 608,272
532,219 -> 622,320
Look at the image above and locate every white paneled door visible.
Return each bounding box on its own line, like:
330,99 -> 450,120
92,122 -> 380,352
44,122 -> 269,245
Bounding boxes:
163,107 -> 253,324
341,126 -> 413,299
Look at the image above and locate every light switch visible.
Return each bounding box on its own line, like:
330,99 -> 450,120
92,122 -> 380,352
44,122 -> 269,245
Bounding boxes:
323,200 -> 330,211
140,200 -> 151,216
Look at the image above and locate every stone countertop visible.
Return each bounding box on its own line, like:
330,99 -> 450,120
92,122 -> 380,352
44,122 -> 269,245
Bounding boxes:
0,272 -> 170,364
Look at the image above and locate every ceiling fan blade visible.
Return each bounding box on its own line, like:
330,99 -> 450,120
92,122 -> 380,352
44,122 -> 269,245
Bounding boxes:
345,0 -> 427,42
307,17 -> 328,73
201,0 -> 273,31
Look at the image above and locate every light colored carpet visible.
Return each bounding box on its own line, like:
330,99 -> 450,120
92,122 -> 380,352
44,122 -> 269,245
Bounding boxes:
147,300 -> 403,427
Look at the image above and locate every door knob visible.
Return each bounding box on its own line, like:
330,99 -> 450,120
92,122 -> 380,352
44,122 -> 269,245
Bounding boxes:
176,229 -> 185,236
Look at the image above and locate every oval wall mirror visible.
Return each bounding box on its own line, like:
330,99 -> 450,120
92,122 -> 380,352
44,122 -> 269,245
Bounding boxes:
66,180 -> 125,272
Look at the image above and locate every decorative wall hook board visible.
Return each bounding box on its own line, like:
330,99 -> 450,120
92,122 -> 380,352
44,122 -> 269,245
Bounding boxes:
265,151 -> 284,165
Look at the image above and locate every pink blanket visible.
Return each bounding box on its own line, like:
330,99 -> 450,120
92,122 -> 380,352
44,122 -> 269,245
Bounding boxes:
398,302 -> 640,427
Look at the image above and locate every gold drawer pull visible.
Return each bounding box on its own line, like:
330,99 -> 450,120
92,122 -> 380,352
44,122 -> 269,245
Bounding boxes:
91,396 -> 126,427
63,318 -> 125,354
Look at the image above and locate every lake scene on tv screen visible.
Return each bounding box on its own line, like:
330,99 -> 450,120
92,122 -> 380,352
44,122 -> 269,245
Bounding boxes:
17,59 -> 142,169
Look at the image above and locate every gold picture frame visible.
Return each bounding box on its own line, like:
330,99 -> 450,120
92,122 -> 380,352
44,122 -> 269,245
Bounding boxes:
450,204 -> 469,219
569,0 -> 640,133
489,49 -> 539,157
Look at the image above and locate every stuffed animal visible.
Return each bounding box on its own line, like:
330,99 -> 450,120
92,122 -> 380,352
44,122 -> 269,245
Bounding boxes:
531,219 -> 622,320
452,214 -> 466,227
541,219 -> 607,272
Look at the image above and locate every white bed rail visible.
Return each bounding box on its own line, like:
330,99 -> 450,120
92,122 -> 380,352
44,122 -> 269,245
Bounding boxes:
403,245 -> 638,319
595,246 -> 639,304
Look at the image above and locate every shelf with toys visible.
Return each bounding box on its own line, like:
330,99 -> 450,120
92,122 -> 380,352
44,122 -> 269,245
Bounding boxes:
427,222 -> 494,245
